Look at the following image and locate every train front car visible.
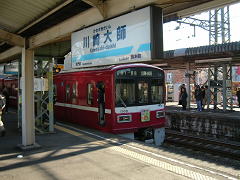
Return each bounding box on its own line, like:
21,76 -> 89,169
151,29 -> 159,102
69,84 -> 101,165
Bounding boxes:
112,64 -> 166,145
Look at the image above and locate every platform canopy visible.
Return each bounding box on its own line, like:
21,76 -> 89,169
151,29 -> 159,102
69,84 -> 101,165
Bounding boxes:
0,0 -> 238,62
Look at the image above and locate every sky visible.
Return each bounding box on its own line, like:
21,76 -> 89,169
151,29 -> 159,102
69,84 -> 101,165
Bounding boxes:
163,2 -> 240,51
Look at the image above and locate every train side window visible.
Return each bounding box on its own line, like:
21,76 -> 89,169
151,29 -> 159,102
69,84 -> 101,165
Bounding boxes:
66,84 -> 70,101
87,84 -> 93,105
72,83 -> 77,98
72,82 -> 78,104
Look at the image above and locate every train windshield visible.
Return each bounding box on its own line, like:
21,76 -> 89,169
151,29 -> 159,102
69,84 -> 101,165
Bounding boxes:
115,67 -> 164,107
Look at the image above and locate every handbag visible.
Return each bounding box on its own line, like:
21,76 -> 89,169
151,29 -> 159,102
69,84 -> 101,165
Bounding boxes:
178,100 -> 182,105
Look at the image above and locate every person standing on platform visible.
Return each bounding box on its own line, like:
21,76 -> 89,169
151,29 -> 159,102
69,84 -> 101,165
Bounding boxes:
178,84 -> 185,104
195,85 -> 203,112
179,86 -> 188,110
0,93 -> 6,137
201,86 -> 206,110
2,86 -> 9,113
237,88 -> 240,107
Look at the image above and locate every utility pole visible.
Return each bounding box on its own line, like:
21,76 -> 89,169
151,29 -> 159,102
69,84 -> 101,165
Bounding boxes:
209,6 -> 230,44
177,6 -> 230,45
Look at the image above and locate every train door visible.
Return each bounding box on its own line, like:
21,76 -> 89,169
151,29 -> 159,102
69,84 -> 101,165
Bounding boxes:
137,79 -> 151,122
96,82 -> 105,126
65,80 -> 74,122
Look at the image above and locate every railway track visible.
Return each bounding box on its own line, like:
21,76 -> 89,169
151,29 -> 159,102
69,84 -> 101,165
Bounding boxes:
164,129 -> 240,160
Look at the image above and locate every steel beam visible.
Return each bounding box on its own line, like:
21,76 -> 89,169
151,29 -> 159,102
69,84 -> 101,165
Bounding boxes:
82,0 -> 106,18
28,8 -> 103,49
28,0 -> 160,49
0,46 -> 22,62
222,64 -> 227,111
48,58 -> 54,132
213,66 -> 218,109
0,29 -> 24,47
186,62 -> 191,109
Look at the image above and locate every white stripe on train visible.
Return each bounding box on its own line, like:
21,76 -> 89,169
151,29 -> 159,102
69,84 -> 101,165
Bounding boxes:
55,102 -> 165,114
115,104 -> 164,114
55,102 -> 111,114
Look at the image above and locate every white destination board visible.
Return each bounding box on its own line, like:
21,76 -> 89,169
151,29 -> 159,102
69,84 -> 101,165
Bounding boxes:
71,7 -> 152,68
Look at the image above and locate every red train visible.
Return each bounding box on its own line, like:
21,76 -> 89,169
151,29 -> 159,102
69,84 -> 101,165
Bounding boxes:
0,76 -> 18,108
54,63 -> 166,145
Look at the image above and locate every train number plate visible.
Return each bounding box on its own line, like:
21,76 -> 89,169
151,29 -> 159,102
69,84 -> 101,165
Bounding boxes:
141,110 -> 150,122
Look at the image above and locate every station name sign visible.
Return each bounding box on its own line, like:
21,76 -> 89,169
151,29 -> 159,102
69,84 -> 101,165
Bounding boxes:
71,6 -> 163,68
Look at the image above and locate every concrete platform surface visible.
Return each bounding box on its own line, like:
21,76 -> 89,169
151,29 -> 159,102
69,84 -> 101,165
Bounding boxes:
0,110 -> 240,180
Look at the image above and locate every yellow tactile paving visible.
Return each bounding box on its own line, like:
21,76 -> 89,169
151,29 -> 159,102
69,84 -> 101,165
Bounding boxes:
55,123 -> 237,180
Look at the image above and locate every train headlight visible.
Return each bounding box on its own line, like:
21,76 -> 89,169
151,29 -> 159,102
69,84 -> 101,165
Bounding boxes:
156,111 -> 165,118
117,115 -> 132,123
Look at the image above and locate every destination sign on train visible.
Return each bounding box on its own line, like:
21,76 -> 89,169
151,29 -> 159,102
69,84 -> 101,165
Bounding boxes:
71,6 -> 163,68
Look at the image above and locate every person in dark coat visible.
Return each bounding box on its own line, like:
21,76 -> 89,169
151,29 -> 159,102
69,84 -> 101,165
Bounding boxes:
201,86 -> 206,110
237,88 -> 240,107
179,86 -> 188,110
195,85 -> 203,112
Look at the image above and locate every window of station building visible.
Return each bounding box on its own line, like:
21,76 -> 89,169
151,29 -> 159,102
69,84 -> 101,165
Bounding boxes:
87,84 -> 94,105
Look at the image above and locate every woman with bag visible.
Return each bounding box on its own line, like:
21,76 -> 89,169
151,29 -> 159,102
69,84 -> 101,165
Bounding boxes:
179,86 -> 188,110
0,93 -> 6,137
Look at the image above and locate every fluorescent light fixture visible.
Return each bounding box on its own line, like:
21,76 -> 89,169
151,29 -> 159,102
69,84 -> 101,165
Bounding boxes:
195,57 -> 232,64
152,63 -> 168,67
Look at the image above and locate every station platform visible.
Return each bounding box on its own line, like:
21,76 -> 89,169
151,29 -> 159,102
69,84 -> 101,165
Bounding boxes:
0,110 -> 240,180
165,102 -> 240,142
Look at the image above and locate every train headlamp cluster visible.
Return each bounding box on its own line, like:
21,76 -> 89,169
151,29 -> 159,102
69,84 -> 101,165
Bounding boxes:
117,115 -> 132,123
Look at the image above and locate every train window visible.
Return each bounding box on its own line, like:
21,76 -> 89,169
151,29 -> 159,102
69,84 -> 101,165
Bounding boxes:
87,84 -> 93,105
151,86 -> 163,103
137,81 -> 148,104
116,79 -> 135,107
72,82 -> 78,104
115,67 -> 164,106
72,83 -> 77,98
151,79 -> 164,104
66,84 -> 70,101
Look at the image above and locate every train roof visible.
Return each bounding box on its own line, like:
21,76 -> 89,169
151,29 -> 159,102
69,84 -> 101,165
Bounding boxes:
0,75 -> 18,80
58,63 -> 163,74
111,63 -> 163,71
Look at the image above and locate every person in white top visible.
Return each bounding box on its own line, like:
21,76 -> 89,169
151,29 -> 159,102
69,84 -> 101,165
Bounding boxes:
0,94 -> 6,137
